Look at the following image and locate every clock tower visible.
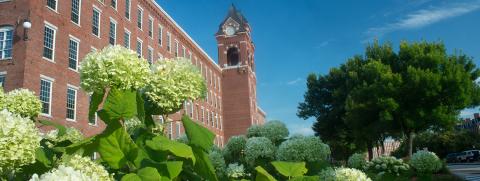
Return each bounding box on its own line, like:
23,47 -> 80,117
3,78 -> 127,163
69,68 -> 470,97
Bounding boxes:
217,5 -> 263,140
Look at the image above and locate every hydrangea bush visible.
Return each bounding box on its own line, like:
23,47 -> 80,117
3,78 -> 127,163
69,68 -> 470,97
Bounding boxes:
348,153 -> 367,170
0,110 -> 41,175
4,89 -> 41,118
79,45 -> 150,93
276,135 -> 330,162
244,137 -> 276,165
223,136 -> 247,163
226,163 -> 246,179
144,58 -> 206,113
410,150 -> 442,174
29,165 -> 90,181
262,120 -> 289,144
44,127 -> 84,144
365,156 -> 409,176
319,167 -> 372,181
209,149 -> 226,178
246,125 -> 264,138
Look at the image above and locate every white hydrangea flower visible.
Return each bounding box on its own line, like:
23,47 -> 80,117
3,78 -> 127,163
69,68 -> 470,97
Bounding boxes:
124,117 -> 143,134
244,137 -> 276,165
410,150 -> 442,174
144,58 -> 206,113
0,110 -> 41,174
79,45 -> 150,93
365,156 -> 409,176
29,165 -> 91,181
61,155 -> 113,181
4,89 -> 42,118
319,167 -> 372,181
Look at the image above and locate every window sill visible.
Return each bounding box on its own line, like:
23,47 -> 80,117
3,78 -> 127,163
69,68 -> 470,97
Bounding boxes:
71,21 -> 81,27
46,6 -> 59,14
40,113 -> 52,118
66,118 -> 77,122
68,68 -> 79,73
0,58 -> 13,61
89,123 -> 98,127
42,57 -> 56,63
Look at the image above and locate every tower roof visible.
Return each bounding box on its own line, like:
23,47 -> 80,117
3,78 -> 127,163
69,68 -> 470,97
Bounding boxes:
216,4 -> 249,35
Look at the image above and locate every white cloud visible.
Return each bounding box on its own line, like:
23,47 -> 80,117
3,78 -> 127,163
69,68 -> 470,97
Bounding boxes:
366,1 -> 480,39
287,123 -> 314,136
287,78 -> 303,85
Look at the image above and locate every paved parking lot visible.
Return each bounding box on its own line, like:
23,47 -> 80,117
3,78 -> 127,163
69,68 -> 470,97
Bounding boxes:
448,164 -> 480,181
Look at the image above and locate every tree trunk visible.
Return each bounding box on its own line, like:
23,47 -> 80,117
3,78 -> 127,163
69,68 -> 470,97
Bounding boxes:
407,131 -> 414,158
367,142 -> 374,161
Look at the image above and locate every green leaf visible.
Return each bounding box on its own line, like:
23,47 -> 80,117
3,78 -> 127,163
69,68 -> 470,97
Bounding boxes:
182,115 -> 215,150
271,161 -> 307,178
289,176 -> 320,181
146,135 -> 195,164
102,89 -> 137,121
192,146 -> 218,181
137,167 -> 162,181
64,136 -> 98,156
136,91 -> 145,123
35,147 -> 52,167
98,127 -> 138,169
89,90 -> 104,122
255,166 -> 277,181
39,120 -> 66,137
121,173 -> 142,181
159,161 -> 183,179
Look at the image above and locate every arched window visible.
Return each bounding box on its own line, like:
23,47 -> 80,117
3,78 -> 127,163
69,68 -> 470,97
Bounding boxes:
227,47 -> 239,66
0,26 -> 14,60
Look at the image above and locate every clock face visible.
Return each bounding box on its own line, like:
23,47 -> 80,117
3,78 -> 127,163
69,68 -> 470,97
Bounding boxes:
225,26 -> 236,36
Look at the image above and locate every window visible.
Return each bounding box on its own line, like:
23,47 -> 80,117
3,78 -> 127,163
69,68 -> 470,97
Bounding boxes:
166,32 -> 171,52
125,0 -> 131,19
92,7 -> 101,37
220,116 -> 222,130
174,40 -> 179,57
158,53 -> 163,61
136,38 -> 142,57
158,26 -> 163,46
189,101 -> 194,118
137,7 -> 143,29
182,46 -> 186,58
40,78 -> 53,116
124,29 -> 130,48
43,23 -> 57,61
201,107 -> 205,122
88,96 -> 98,125
47,0 -> 57,11
0,73 -> 5,88
147,47 -> 153,64
109,19 -> 117,45
176,122 -> 181,138
68,37 -> 79,70
66,87 -> 77,121
188,52 -> 192,60
168,122 -> 173,139
207,110 -> 210,125
71,0 -> 81,25
148,16 -> 153,38
111,0 -> 117,9
211,111 -> 214,127
215,113 -> 219,128
0,26 -> 13,60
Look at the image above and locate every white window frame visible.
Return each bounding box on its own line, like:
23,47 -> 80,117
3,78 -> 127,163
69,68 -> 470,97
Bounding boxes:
68,35 -> 80,71
157,53 -> 163,61
166,32 -> 171,52
0,26 -> 14,60
46,0 -> 58,12
125,0 -> 131,20
174,40 -> 179,57
0,71 -> 6,88
111,0 -> 117,10
137,6 -> 143,30
158,25 -> 163,46
201,106 -> 205,123
176,122 -> 181,138
66,85 -> 78,122
147,46 -> 153,64
182,46 -> 186,58
43,21 -> 57,62
148,16 -> 154,38
109,18 -> 117,45
92,6 -> 102,38
40,75 -> 54,117
71,0 -> 82,26
124,28 -> 131,48
136,38 -> 143,57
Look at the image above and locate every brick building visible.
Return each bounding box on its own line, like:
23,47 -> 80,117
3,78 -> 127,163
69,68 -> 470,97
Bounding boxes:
0,0 -> 265,147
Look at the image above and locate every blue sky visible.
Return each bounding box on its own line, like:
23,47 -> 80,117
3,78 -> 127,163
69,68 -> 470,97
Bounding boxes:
157,0 -> 480,135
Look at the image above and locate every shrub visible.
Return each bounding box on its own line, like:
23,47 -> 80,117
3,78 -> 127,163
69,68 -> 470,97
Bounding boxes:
79,45 -> 150,93
365,156 -> 409,176
410,150 -> 442,174
226,163 -> 246,179
224,136 -> 247,163
31,155 -> 112,181
0,110 -> 41,175
246,125 -> 264,138
348,153 -> 367,170
244,137 -> 276,165
262,120 -> 289,144
209,149 -> 226,178
276,135 -> 330,162
4,89 -> 41,118
144,58 -> 206,114
319,167 -> 372,181
44,127 -> 84,144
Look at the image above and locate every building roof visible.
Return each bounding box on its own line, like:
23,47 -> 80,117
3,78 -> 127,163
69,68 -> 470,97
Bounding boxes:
216,4 -> 250,35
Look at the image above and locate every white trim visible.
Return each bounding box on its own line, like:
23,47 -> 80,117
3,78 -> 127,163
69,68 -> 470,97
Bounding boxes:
124,28 -> 131,48
68,37 -> 80,71
43,22 -> 57,62
71,0 -> 82,26
66,86 -> 78,122
92,4 -> 102,12
149,0 -> 220,69
40,77 -> 54,117
148,15 -> 154,39
109,18 -> 117,45
137,6 -> 144,30
67,83 -> 79,90
68,34 -> 81,42
147,46 -> 153,63
136,38 -> 143,56
46,0 -> 58,12
111,0 -> 117,10
40,74 -> 55,82
158,25 -> 163,46
44,21 -> 58,30
92,6 -> 102,38
0,71 -> 6,75
125,0 -> 131,20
